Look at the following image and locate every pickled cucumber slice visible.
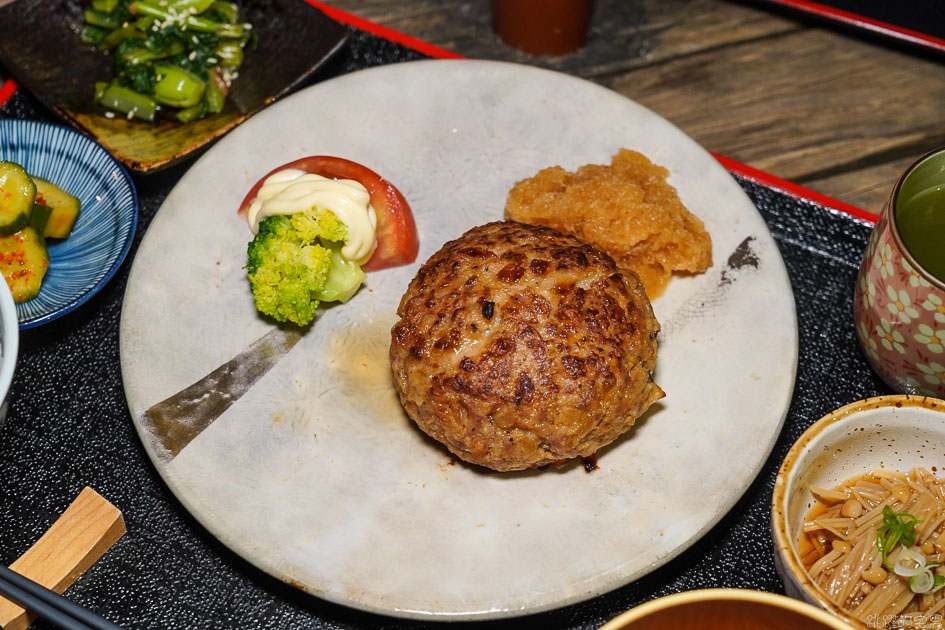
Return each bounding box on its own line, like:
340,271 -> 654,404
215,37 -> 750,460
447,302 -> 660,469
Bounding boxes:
0,227 -> 49,303
0,161 -> 36,236
32,176 -> 80,239
29,203 -> 52,234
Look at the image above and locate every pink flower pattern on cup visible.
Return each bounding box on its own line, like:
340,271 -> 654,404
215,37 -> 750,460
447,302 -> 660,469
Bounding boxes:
855,210 -> 945,397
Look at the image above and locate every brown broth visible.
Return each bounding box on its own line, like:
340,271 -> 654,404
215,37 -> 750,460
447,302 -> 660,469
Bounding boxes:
798,469 -> 945,629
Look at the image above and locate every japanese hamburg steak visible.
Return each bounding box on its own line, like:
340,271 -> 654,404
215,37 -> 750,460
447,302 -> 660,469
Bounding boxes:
389,221 -> 664,472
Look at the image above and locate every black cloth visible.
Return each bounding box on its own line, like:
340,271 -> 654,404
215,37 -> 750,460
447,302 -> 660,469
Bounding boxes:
0,26 -> 888,629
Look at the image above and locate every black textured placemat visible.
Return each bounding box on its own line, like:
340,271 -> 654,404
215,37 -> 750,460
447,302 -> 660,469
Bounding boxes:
0,24 -> 890,630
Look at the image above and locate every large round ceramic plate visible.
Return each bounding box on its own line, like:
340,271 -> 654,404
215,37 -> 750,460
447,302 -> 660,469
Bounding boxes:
120,59 -> 798,619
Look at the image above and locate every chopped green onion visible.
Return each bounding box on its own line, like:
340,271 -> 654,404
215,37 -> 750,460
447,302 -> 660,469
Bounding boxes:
904,565 -> 945,594
910,570 -> 934,593
892,547 -> 926,577
876,505 -> 921,570
888,545 -> 945,594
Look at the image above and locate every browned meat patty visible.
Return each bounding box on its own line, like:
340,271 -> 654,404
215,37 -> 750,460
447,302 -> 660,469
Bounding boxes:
389,221 -> 664,472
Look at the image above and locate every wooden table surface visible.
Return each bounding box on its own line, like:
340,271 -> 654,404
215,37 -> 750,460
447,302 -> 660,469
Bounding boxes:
320,0 -> 945,216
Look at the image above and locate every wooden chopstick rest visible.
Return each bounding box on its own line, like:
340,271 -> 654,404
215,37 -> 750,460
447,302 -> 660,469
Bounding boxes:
0,487 -> 125,630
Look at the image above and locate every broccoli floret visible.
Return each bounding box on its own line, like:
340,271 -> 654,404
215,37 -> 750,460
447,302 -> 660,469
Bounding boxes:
288,205 -> 348,243
317,242 -> 367,303
246,207 -> 364,326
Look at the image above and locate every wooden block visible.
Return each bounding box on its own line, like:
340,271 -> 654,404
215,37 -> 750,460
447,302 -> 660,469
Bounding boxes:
0,487 -> 126,630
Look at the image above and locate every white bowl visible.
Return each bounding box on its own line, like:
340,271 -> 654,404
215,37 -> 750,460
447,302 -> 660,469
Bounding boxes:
0,277 -> 18,423
771,395 -> 945,629
599,588 -> 855,629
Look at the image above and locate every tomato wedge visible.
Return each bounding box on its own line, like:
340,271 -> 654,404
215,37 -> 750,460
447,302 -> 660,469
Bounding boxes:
238,156 -> 418,271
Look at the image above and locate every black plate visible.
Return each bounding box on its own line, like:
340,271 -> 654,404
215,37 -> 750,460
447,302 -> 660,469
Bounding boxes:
0,0 -> 349,174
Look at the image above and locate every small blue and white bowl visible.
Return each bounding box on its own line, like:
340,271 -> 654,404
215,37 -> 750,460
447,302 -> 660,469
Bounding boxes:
0,119 -> 137,328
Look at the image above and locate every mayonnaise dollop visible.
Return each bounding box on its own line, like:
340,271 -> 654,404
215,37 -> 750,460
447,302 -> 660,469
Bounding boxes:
246,168 -> 378,264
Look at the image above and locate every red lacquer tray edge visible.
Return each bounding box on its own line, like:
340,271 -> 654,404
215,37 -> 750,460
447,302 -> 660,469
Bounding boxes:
758,0 -> 945,56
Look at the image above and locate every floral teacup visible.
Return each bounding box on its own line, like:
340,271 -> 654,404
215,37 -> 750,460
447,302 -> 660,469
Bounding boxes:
854,148 -> 945,397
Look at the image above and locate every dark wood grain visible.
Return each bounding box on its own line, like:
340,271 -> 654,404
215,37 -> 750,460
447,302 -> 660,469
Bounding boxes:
324,0 -> 800,75
319,0 -> 945,214
610,27 -> 945,213
805,156 -> 920,214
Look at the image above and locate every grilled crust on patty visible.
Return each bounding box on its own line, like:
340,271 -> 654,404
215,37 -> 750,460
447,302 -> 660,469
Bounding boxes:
389,221 -> 664,472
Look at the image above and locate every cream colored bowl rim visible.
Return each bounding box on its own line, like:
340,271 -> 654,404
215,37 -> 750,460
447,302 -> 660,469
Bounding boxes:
599,588 -> 855,629
0,276 -> 17,403
770,394 -> 945,629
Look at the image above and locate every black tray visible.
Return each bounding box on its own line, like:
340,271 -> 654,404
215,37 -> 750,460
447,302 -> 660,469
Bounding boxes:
0,24 -> 889,630
755,0 -> 945,55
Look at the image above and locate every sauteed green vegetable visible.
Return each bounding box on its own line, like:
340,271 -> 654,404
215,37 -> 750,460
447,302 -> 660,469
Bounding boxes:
80,0 -> 256,122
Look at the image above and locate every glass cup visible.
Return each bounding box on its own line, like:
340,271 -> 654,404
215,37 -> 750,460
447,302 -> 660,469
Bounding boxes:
854,147 -> 945,397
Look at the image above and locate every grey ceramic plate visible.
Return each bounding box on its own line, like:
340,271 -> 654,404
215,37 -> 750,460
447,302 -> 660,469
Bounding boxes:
0,0 -> 348,174
120,59 -> 798,619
